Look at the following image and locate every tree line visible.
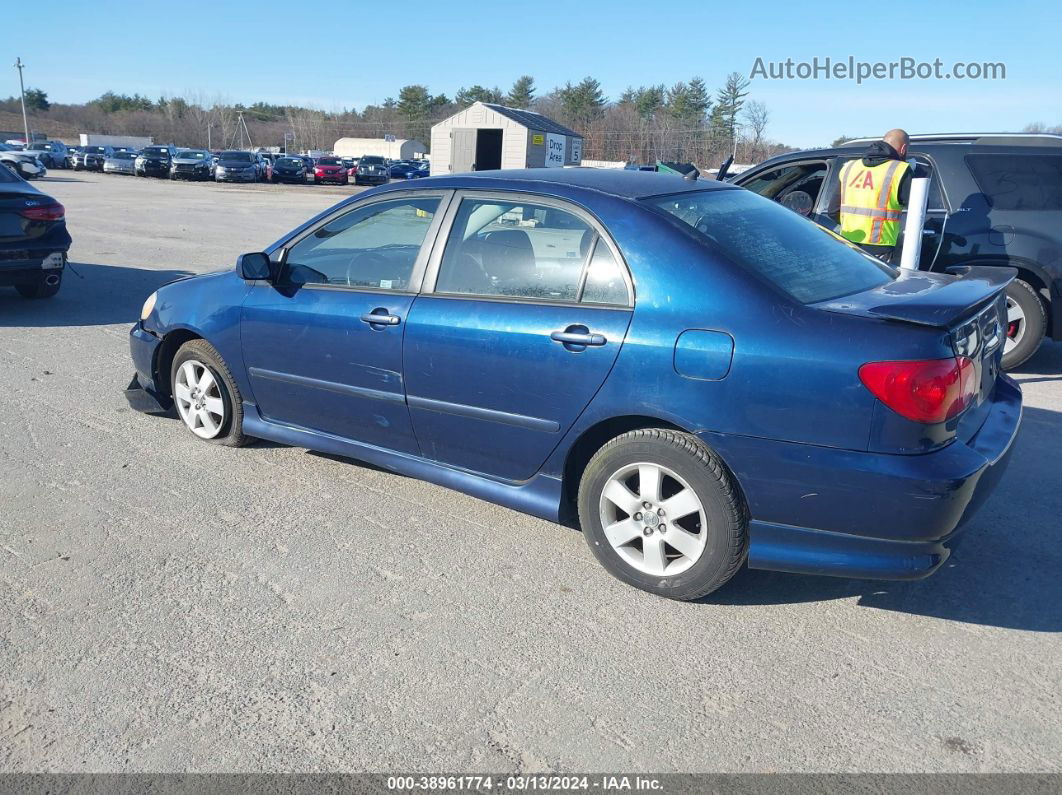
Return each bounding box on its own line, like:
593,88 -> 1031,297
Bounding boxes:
2,74 -> 793,166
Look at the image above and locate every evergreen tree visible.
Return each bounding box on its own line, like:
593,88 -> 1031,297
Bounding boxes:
505,76 -> 536,109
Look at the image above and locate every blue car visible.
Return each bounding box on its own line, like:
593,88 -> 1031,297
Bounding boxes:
124,169 -> 1021,600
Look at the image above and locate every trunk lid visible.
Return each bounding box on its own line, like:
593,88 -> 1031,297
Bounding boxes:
813,266 -> 1015,329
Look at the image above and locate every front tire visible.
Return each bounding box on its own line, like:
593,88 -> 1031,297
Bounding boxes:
1002,279 -> 1046,370
171,339 -> 250,447
578,429 -> 748,600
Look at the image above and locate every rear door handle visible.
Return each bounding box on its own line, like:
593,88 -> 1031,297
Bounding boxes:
361,311 -> 401,326
550,330 -> 606,346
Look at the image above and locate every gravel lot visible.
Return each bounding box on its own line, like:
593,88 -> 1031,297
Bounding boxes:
1,170 -> 1060,773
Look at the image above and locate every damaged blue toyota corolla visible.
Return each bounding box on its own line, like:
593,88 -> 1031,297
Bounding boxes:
124,169 -> 1021,600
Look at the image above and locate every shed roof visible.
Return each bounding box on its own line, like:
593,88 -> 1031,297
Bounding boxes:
478,103 -> 582,138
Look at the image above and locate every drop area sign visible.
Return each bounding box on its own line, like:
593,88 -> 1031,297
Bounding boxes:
545,133 -> 566,167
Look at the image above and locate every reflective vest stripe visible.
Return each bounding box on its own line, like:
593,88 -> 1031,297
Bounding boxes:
870,160 -> 902,242
839,205 -> 903,219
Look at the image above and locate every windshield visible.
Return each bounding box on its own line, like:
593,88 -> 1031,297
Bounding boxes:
277,158 -> 302,167
86,146 -> 108,154
113,152 -> 135,160
141,147 -> 169,157
178,151 -> 208,160
645,189 -> 895,304
360,156 -> 384,165
318,158 -> 341,165
220,151 -> 252,162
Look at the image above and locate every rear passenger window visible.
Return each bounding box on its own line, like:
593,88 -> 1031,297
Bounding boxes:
436,198 -> 593,301
966,154 -> 1062,211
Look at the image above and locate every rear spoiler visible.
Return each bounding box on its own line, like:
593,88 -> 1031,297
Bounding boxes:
816,266 -> 1016,329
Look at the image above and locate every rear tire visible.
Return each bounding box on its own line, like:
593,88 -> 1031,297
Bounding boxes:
170,339 -> 250,447
15,273 -> 61,299
1002,279 -> 1046,371
577,428 -> 748,600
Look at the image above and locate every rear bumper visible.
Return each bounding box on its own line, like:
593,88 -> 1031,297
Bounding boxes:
704,376 -> 1022,580
0,251 -> 68,286
124,323 -> 171,413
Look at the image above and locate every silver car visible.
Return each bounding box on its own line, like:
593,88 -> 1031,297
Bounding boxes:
103,151 -> 138,175
0,143 -> 45,179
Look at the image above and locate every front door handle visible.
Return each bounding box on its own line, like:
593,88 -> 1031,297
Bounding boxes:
550,327 -> 607,347
361,310 -> 401,326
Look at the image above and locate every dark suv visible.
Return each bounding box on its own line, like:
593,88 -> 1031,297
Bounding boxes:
732,133 -> 1062,369
135,145 -> 178,178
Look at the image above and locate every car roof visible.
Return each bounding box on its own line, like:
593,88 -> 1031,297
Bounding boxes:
378,168 -> 731,200
750,133 -> 1062,171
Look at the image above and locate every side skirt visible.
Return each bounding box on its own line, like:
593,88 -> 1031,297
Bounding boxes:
241,406 -> 564,523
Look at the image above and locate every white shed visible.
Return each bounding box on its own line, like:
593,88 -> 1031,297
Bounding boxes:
333,137 -> 426,160
430,102 -> 583,175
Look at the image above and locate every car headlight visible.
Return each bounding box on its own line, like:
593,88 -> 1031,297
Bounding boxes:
140,291 -> 157,321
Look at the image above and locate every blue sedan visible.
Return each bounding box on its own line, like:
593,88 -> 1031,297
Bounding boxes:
124,169 -> 1021,599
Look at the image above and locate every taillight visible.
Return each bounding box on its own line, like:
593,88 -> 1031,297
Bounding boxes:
858,357 -> 977,424
18,203 -> 65,222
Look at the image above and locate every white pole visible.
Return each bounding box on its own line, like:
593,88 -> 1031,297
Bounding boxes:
899,172 -> 930,270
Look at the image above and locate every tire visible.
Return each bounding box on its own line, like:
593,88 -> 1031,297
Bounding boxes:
170,339 -> 250,447
577,429 -> 748,600
1002,279 -> 1046,370
15,273 -> 61,299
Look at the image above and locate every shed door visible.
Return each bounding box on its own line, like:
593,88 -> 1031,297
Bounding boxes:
451,128 -> 477,173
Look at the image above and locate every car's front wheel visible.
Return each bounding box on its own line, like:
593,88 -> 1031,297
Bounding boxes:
578,429 -> 748,600
1002,279 -> 1046,370
171,339 -> 250,447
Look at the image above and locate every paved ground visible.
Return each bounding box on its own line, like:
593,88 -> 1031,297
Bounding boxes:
1,171 -> 1060,773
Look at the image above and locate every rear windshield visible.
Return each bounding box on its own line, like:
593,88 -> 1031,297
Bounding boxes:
220,151 -> 252,162
0,163 -> 17,182
360,156 -> 384,165
646,189 -> 895,304
966,154 -> 1062,211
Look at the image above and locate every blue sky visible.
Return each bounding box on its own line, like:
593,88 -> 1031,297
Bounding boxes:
5,0 -> 1060,148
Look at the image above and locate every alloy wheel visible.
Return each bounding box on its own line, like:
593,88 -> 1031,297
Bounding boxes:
174,359 -> 226,439
598,462 -> 708,577
1005,295 -> 1026,354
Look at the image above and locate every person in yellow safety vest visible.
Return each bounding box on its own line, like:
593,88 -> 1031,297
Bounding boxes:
838,129 -> 913,261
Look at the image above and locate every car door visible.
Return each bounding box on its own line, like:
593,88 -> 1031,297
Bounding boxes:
402,191 -> 634,481
240,192 -> 451,453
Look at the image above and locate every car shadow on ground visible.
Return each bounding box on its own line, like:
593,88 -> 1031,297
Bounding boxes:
0,262 -> 193,327
710,402 -> 1062,633
1009,341 -> 1062,383
36,176 -> 89,183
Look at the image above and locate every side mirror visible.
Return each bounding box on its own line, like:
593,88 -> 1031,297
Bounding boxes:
237,252 -> 273,281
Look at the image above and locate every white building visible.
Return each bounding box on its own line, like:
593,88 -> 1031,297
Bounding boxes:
429,102 -> 583,175
333,137 -> 426,160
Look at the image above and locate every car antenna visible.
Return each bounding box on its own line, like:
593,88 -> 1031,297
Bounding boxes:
684,166 -> 699,181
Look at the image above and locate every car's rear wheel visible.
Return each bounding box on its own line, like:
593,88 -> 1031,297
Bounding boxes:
171,340 -> 249,447
578,429 -> 748,600
15,273 -> 61,299
1002,279 -> 1046,370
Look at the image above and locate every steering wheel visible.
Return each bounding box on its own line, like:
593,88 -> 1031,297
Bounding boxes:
345,251 -> 390,287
